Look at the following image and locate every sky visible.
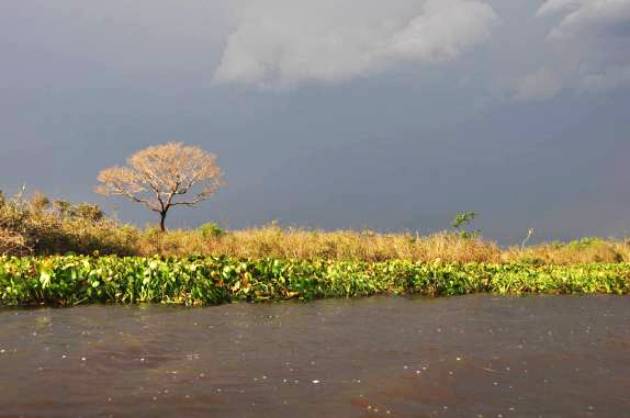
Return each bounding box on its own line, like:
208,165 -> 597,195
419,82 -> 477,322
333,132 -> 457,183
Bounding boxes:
1,0 -> 629,244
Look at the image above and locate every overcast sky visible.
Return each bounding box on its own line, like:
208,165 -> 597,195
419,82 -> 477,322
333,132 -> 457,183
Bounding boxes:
1,0 -> 629,243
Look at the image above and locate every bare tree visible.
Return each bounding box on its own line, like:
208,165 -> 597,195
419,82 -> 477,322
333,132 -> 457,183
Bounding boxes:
96,142 -> 224,231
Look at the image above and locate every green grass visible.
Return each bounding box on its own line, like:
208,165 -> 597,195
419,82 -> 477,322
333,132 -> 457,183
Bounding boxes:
1,256 -> 629,306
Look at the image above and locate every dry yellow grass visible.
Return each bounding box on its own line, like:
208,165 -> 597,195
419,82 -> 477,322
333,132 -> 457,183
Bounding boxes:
0,227 -> 28,255
142,226 -> 501,262
136,225 -> 630,265
502,238 -> 630,264
3,191 -> 630,264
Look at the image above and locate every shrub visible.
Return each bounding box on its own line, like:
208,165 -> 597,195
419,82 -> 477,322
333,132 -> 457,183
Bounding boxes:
198,222 -> 225,239
0,190 -> 138,256
451,211 -> 480,239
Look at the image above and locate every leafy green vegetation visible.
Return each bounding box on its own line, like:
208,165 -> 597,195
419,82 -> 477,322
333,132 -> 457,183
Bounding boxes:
197,222 -> 225,239
1,256 -> 628,306
451,211 -> 480,239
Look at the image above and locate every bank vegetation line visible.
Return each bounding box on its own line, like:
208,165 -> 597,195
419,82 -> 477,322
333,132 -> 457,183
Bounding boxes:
3,188 -> 630,264
1,256 -> 629,306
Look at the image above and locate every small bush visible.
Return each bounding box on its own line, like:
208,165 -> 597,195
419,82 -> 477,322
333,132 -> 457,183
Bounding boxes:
0,190 -> 138,256
198,222 -> 225,239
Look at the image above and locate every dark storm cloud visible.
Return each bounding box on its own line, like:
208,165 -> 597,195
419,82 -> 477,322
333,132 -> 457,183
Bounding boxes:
1,0 -> 629,244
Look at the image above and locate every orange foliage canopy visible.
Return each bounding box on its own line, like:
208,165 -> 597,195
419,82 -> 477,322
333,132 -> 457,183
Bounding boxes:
96,142 -> 224,230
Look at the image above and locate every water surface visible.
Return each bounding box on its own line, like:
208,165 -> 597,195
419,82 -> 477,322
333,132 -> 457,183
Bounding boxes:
1,295 -> 629,417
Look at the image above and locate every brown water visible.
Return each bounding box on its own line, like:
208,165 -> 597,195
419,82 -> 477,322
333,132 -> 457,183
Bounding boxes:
1,295 -> 629,418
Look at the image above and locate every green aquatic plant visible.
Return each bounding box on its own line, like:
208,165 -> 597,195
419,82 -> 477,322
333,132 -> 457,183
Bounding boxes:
1,256 -> 628,306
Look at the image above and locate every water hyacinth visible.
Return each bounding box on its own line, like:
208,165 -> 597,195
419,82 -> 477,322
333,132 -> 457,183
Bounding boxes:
1,256 -> 629,306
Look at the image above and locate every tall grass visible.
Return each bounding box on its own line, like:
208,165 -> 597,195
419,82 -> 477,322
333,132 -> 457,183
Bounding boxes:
1,191 -> 630,264
147,226 -> 501,262
139,226 -> 630,264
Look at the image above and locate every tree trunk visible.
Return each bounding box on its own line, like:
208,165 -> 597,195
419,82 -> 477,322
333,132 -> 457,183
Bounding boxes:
159,211 -> 167,232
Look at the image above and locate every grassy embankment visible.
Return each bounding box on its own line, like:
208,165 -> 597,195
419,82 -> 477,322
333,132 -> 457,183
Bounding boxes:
1,192 -> 630,305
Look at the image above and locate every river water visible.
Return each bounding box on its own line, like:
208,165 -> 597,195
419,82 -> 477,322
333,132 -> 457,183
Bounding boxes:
1,295 -> 629,417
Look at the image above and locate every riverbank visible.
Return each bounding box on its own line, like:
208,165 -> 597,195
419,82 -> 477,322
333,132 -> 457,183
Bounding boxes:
1,256 -> 629,306
3,193 -> 630,264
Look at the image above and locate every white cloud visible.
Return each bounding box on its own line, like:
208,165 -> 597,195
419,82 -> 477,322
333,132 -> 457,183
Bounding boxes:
514,0 -> 630,100
537,0 -> 582,17
540,0 -> 630,39
214,0 -> 497,86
